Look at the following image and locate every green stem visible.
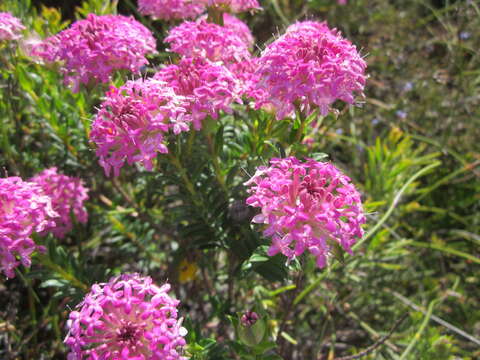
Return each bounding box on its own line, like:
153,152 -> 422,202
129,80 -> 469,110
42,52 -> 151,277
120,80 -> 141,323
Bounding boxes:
293,110 -> 306,146
35,253 -> 89,292
205,132 -> 227,191
167,153 -> 198,201
186,129 -> 196,157
207,6 -> 224,25
16,268 -> 39,344
270,0 -> 290,25
399,300 -> 437,360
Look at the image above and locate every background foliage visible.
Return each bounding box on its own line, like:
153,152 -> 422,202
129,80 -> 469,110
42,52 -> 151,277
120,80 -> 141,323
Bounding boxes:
0,0 -> 479,359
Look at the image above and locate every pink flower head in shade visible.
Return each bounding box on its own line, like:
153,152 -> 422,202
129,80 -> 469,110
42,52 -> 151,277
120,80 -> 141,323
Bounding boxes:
154,57 -> 242,130
201,0 -> 261,13
65,273 -> 188,360
245,157 -> 366,268
138,0 -> 205,20
32,14 -> 156,91
90,78 -> 192,177
0,177 -> 57,278
255,20 -> 367,120
165,19 -> 250,65
0,12 -> 25,41
30,168 -> 89,239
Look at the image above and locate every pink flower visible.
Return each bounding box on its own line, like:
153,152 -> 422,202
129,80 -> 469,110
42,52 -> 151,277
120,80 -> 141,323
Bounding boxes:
165,18 -> 250,65
154,57 -> 242,130
223,13 -> 254,47
200,0 -> 261,13
255,20 -> 366,119
33,14 -> 156,91
228,57 -> 269,105
30,168 -> 89,239
245,157 -> 365,268
197,13 -> 254,48
90,78 -> 192,177
0,12 -> 25,41
65,273 -> 188,360
138,0 -> 205,20
0,177 -> 57,278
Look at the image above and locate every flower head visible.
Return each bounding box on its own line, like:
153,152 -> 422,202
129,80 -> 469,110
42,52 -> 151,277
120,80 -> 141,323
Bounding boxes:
229,57 -> 269,105
245,157 -> 365,268
154,57 -> 242,130
165,19 -> 250,65
30,168 -> 89,238
0,177 -> 57,278
223,13 -> 254,48
65,273 -> 187,360
90,78 -> 192,176
201,0 -> 261,13
33,14 -> 156,91
138,0 -> 205,20
255,20 -> 366,119
197,13 -> 254,48
241,311 -> 259,327
0,12 -> 25,41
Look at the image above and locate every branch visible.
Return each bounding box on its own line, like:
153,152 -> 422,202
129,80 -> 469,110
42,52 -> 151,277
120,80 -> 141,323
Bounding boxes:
111,178 -> 177,239
334,312 -> 409,360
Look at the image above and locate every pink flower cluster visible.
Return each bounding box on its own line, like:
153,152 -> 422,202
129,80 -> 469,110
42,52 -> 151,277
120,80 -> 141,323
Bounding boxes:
165,17 -> 250,65
0,177 -> 56,278
65,273 -> 187,360
31,168 -> 89,239
138,0 -> 260,19
245,157 -> 365,268
90,78 -> 192,177
0,170 -> 89,278
33,14 -> 156,91
0,12 -> 25,41
165,13 -> 255,104
255,21 -> 366,119
138,0 -> 204,20
201,0 -> 261,13
154,57 -> 242,130
222,13 -> 254,47
91,57 -> 242,176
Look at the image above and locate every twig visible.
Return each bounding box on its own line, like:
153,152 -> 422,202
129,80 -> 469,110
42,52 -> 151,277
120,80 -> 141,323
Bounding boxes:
111,178 -> 177,239
334,312 -> 409,360
390,290 -> 480,347
277,269 -> 304,356
339,309 -> 401,353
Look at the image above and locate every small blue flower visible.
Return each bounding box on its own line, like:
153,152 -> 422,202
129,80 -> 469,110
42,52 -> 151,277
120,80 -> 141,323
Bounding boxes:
403,82 -> 413,92
396,110 -> 407,119
459,31 -> 471,40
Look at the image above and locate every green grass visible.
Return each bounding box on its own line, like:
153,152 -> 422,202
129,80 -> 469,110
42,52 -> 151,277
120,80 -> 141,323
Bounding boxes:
0,0 -> 479,359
